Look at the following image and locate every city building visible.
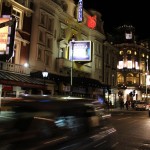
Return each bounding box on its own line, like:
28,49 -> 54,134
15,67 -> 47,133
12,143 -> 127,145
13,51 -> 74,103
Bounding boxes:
112,25 -> 150,106
0,0 -> 45,98
0,0 -> 117,104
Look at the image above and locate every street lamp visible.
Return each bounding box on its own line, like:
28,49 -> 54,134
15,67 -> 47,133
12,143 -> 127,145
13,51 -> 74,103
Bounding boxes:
146,55 -> 149,102
42,69 -> 48,86
70,34 -> 75,95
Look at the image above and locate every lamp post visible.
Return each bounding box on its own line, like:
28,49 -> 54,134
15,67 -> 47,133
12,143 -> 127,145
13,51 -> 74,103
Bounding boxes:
70,34 -> 75,95
42,69 -> 48,86
146,55 -> 149,102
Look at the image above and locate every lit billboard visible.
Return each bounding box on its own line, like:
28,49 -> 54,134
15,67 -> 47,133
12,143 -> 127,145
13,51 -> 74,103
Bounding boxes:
0,18 -> 9,53
0,16 -> 16,61
69,41 -> 92,62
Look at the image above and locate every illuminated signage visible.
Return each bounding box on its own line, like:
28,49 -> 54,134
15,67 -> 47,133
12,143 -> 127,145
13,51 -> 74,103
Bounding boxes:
0,18 -> 9,53
69,41 -> 92,62
77,0 -> 83,23
146,75 -> 150,86
0,16 -> 16,61
125,32 -> 132,39
87,15 -> 96,29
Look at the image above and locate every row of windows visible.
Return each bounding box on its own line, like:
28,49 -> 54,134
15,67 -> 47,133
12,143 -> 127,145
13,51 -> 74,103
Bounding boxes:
39,9 -> 54,34
119,50 -> 149,58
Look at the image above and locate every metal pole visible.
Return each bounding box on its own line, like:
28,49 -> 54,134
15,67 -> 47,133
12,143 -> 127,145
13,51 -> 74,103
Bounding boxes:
70,42 -> 74,95
146,57 -> 148,102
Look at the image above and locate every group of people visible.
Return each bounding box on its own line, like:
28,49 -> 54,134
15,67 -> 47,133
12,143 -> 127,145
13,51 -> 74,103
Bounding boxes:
119,100 -> 135,110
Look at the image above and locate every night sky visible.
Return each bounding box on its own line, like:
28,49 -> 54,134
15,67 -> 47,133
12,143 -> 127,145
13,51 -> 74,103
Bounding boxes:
74,0 -> 150,40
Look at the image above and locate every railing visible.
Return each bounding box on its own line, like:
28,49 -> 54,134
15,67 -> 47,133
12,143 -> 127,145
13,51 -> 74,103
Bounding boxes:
56,58 -> 92,74
0,61 -> 30,75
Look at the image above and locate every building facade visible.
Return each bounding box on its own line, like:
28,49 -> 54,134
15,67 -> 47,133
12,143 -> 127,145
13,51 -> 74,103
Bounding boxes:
0,0 -> 118,103
113,25 -> 150,106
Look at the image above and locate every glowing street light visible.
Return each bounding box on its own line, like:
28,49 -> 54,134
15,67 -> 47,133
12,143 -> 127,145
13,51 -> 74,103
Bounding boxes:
70,34 -> 75,95
146,55 -> 149,101
42,69 -> 48,86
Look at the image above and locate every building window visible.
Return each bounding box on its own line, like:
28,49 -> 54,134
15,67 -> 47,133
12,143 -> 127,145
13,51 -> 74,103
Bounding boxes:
99,44 -> 102,55
118,61 -> 123,69
38,27 -> 45,44
127,50 -> 131,54
39,9 -> 47,27
37,45 -> 44,61
45,54 -> 49,66
47,16 -> 54,33
135,61 -> 139,69
127,60 -> 132,69
134,51 -> 137,55
61,28 -> 66,39
12,7 -> 23,29
126,73 -> 133,84
45,51 -> 52,67
8,41 -> 21,64
118,74 -> 124,84
46,34 -> 53,50
142,53 -> 145,57
119,50 -> 123,55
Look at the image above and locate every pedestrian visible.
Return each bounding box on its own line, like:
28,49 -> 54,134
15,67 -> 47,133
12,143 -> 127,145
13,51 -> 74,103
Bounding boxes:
125,101 -> 129,110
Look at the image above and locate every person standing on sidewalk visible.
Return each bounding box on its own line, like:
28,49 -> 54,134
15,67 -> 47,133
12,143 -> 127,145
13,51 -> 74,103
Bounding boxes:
125,101 -> 129,110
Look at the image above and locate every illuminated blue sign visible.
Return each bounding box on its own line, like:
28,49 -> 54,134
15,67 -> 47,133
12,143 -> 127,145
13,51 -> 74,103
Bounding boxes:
77,0 -> 83,23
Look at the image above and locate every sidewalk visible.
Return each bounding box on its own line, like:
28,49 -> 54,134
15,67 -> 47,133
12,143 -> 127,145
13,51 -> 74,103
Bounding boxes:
107,107 -> 136,112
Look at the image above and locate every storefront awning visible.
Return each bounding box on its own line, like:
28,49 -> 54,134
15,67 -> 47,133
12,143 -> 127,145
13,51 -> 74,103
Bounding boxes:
0,71 -> 44,89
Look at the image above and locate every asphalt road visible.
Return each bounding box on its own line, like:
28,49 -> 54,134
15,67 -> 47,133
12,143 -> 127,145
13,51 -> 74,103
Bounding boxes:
110,109 -> 150,150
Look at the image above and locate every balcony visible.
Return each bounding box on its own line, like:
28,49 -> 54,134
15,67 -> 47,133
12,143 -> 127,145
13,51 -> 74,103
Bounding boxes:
0,61 -> 30,75
118,68 -> 142,73
56,58 -> 92,74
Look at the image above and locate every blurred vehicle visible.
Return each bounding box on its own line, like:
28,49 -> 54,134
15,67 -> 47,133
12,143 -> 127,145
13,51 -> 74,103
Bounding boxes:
146,103 -> 150,110
0,95 -> 118,150
135,101 -> 147,111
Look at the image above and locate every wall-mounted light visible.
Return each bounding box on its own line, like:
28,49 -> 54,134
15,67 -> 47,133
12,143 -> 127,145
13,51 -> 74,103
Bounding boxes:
24,63 -> 29,68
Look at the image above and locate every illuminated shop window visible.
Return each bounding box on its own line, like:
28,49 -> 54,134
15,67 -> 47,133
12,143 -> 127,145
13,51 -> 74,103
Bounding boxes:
141,61 -> 145,72
135,61 -> 139,69
127,61 -> 132,69
117,74 -> 124,83
118,61 -> 123,69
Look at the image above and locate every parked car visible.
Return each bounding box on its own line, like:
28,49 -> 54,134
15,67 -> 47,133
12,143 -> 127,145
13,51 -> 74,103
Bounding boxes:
135,101 -> 147,111
0,95 -> 118,150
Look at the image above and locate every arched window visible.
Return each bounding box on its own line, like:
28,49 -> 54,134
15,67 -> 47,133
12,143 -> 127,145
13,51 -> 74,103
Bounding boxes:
117,73 -> 124,84
126,73 -> 133,84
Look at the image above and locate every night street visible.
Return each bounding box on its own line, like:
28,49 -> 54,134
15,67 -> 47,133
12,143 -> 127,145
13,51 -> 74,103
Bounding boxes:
110,109 -> 150,150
